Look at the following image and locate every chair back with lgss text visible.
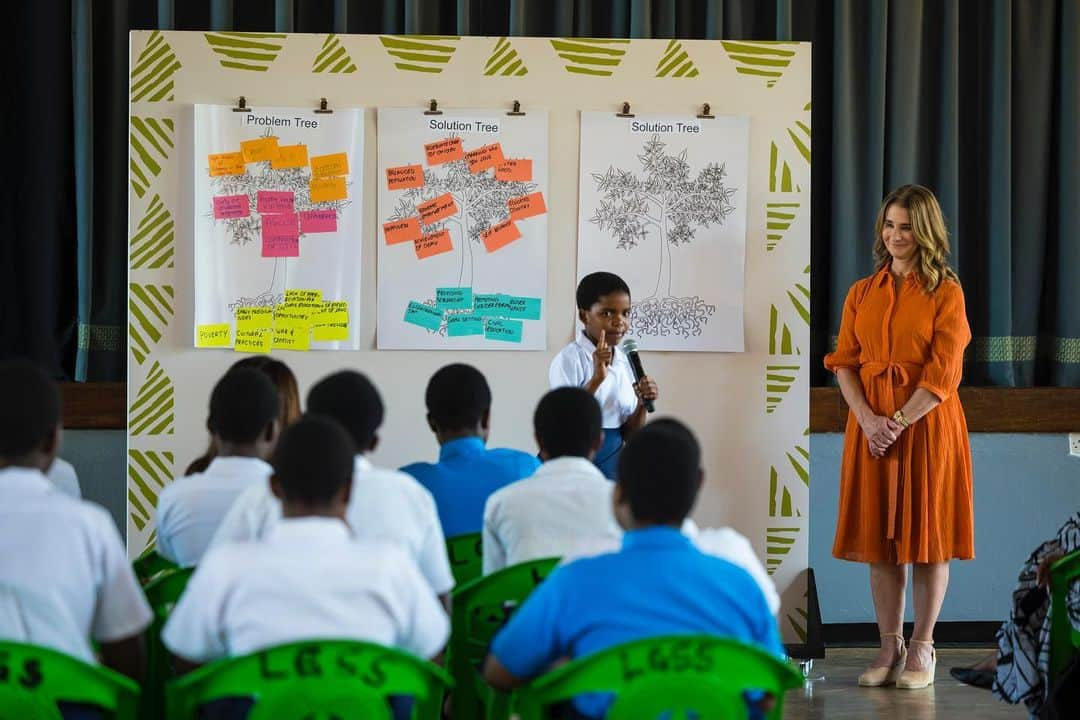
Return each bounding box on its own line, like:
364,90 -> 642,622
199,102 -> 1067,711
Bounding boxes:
445,532 -> 483,586
1049,549 -> 1080,688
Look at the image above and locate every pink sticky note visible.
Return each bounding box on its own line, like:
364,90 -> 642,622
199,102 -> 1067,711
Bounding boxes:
256,190 -> 296,214
261,213 -> 299,257
299,210 -> 337,233
213,194 -> 249,219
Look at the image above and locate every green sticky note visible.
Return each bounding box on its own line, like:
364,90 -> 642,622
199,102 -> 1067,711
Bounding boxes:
473,294 -> 502,316
404,301 -> 444,331
447,314 -> 484,336
484,318 -> 523,343
504,296 -> 542,320
436,287 -> 473,311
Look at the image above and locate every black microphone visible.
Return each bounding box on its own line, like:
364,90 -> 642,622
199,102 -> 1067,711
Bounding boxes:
621,338 -> 655,413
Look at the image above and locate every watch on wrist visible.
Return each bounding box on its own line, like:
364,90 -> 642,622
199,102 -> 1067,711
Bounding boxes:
892,410 -> 911,428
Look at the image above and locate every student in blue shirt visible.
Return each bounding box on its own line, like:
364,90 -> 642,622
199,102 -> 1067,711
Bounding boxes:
401,363 -> 540,537
482,418 -> 784,718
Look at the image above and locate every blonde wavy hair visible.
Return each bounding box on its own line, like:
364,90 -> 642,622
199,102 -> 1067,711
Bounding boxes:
872,184 -> 959,293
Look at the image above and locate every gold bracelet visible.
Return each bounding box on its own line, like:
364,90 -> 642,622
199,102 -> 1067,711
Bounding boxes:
892,410 -> 911,428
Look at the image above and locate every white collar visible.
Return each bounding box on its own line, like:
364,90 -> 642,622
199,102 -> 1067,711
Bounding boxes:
533,456 -> 609,481
0,466 -> 55,494
354,454 -> 373,473
205,456 -> 273,477
265,516 -> 352,544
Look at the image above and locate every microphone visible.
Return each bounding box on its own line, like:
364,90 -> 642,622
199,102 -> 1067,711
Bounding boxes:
621,338 -> 655,413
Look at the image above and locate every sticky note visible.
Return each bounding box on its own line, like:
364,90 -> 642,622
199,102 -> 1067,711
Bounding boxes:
417,193 -> 458,225
209,152 -> 245,177
404,301 -> 444,332
481,219 -> 522,253
235,306 -> 274,331
284,289 -> 322,306
241,136 -> 280,163
299,210 -> 337,233
310,152 -> 350,178
383,217 -> 423,245
271,144 -> 309,169
274,306 -> 313,328
473,294 -> 503,317
484,318 -> 524,343
425,137 -> 464,166
465,143 -> 505,173
321,301 -> 348,314
256,190 -> 295,214
196,323 -> 231,347
309,177 -> 347,203
272,324 -> 310,351
496,159 -> 532,182
436,287 -> 473,311
414,229 -> 453,259
386,165 -> 424,190
261,214 -> 299,257
311,307 -> 349,342
447,314 -> 484,336
234,328 -> 272,353
312,324 -> 349,342
508,192 -> 547,221
213,194 -> 249,219
504,296 -> 542,321
311,310 -> 348,326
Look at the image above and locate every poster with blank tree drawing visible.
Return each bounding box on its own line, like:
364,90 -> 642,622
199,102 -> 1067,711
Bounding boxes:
577,111 -> 749,352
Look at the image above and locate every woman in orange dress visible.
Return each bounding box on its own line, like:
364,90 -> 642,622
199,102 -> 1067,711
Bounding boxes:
824,185 -> 974,690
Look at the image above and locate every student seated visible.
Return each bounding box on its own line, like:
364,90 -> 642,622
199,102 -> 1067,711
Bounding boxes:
210,371 -> 454,601
401,363 -> 540,538
0,360 -> 152,683
46,457 -> 81,498
155,368 -> 280,567
482,419 -> 783,718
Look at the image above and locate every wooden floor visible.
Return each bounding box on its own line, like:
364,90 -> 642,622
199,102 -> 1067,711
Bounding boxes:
783,648 -> 1027,719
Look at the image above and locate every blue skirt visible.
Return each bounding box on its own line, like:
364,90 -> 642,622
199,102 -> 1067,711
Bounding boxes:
593,428 -> 623,480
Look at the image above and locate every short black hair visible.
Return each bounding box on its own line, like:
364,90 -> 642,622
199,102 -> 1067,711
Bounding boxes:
208,368 -> 280,444
306,371 -> 384,451
576,272 -> 631,311
0,360 -> 60,459
425,364 -> 491,431
272,415 -> 355,505
616,418 -> 701,525
534,387 -> 602,459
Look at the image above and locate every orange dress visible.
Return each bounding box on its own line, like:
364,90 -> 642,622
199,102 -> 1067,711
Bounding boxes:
824,267 -> 974,564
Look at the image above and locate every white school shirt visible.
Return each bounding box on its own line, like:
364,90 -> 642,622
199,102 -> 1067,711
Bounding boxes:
163,517 -> 449,663
46,458 -> 81,499
482,457 -> 621,575
549,331 -> 639,428
0,467 -> 152,663
155,456 -> 273,567
209,455 -> 454,595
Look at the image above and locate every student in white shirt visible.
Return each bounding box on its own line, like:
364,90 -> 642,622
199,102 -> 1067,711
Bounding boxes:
550,272 -> 659,479
209,371 -> 455,602
0,360 -> 152,681
155,368 -> 280,567
163,415 -> 449,675
46,457 -> 81,498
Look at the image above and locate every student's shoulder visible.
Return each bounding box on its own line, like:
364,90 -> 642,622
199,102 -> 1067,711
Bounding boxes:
487,447 -> 541,469
365,464 -> 439,506
399,460 -> 437,479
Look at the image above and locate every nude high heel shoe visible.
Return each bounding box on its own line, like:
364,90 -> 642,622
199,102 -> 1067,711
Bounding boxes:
897,639 -> 937,689
858,633 -> 907,687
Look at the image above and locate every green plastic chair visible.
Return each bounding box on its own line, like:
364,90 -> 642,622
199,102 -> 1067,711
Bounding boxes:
0,641 -> 140,720
1048,548 -> 1080,688
140,566 -> 195,719
512,634 -> 804,720
132,545 -> 178,586
445,532 -> 483,586
165,639 -> 453,720
448,556 -> 559,720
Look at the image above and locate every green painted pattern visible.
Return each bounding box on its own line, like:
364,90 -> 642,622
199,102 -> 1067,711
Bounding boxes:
768,141 -> 800,192
379,35 -> 458,74
787,280 -> 810,325
721,41 -> 800,88
769,305 -> 801,356
129,283 -> 174,365
130,361 -> 174,436
128,450 -> 173,533
130,116 -> 174,199
130,31 -> 181,102
787,605 -> 809,642
765,364 -> 799,415
654,39 -> 699,78
484,37 -> 528,76
766,526 -> 800,576
313,34 -> 357,73
769,440 -> 808,518
130,194 -> 174,269
787,120 -> 811,165
766,201 -> 799,251
550,38 -> 630,77
205,32 -> 286,72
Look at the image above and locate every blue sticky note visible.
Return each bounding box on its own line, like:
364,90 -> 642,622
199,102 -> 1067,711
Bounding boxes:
404,301 -> 444,331
473,294 -> 502,316
484,318 -> 524,343
447,314 -> 485,336
436,287 -> 473,311
504,295 -> 542,320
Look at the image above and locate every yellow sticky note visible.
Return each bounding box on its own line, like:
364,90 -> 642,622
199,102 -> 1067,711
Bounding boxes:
284,289 -> 323,306
196,323 -> 232,348
310,152 -> 349,178
312,324 -> 349,342
235,306 -> 274,332
309,177 -> 347,203
234,328 -> 272,353
241,137 -> 280,163
271,144 -> 309,169
312,310 -> 348,326
272,324 -> 310,351
274,305 -> 313,327
322,301 -> 348,314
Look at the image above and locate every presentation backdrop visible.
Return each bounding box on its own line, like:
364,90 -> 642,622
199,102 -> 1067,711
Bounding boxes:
128,32 -> 811,641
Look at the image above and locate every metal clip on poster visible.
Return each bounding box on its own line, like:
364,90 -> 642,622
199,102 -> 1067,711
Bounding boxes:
697,103 -> 715,119
616,101 -> 634,118
424,98 -> 442,116
314,97 -> 333,114
233,96 -> 252,113
507,100 -> 526,116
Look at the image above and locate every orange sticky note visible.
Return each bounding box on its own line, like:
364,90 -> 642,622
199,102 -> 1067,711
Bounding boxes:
241,137 -> 280,163
310,152 -> 350,178
271,144 -> 309,169
465,143 -> 505,173
383,217 -> 423,245
417,193 -> 459,225
309,177 -> 347,203
208,152 -> 245,177
386,165 -> 424,191
482,219 -> 522,253
508,192 -> 547,221
425,138 -> 464,166
496,159 -> 533,182
414,229 -> 453,259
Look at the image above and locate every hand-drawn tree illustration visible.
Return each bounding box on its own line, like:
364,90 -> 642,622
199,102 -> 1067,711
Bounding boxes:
589,134 -> 738,337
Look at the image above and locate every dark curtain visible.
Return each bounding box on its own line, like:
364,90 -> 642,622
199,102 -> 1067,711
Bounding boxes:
9,0 -> 1076,384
